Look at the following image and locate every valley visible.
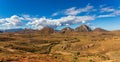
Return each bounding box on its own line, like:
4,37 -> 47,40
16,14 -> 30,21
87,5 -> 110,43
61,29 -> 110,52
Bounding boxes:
0,25 -> 120,62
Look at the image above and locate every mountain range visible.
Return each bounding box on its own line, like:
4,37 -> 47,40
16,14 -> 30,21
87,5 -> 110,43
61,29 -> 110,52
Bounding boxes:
0,24 -> 110,34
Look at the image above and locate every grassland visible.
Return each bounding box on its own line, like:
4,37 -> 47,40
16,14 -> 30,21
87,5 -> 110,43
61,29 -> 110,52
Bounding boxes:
0,31 -> 120,62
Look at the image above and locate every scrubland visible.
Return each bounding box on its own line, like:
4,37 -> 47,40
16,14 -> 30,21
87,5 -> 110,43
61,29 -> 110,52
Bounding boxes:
0,31 -> 120,62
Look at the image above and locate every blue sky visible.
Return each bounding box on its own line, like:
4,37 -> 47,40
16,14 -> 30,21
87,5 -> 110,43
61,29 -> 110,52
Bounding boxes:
0,0 -> 120,30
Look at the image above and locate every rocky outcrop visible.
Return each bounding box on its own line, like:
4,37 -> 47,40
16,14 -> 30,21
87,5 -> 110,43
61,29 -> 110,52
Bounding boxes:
75,24 -> 92,32
39,27 -> 56,35
60,27 -> 74,34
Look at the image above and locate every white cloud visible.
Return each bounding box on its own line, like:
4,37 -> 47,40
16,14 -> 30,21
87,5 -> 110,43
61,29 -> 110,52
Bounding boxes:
51,4 -> 94,16
0,15 -> 24,29
22,14 -> 32,20
100,7 -> 115,12
51,12 -> 59,16
98,5 -> 120,18
26,17 -> 61,29
64,7 -> 80,15
98,14 -> 115,18
113,10 -> 120,15
5,15 -> 24,26
65,4 -> 93,15
27,15 -> 95,29
0,5 -> 120,30
0,19 -> 6,24
98,10 -> 120,18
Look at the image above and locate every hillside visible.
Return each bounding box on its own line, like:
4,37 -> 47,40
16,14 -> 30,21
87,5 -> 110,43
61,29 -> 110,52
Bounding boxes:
93,28 -> 108,32
0,25 -> 120,62
60,27 -> 74,34
75,24 -> 92,32
39,27 -> 56,35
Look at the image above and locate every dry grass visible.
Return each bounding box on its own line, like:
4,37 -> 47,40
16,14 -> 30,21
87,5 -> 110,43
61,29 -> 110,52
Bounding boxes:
0,32 -> 119,62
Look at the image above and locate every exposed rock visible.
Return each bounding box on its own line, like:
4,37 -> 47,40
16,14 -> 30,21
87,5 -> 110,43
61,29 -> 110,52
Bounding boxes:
40,27 -> 56,35
75,24 -> 92,32
60,27 -> 74,34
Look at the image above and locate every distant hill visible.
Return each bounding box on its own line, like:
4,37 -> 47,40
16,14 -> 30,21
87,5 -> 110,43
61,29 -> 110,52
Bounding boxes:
16,29 -> 36,34
60,27 -> 74,34
39,27 -> 56,35
75,24 -> 92,32
111,30 -> 120,32
93,28 -> 108,32
0,24 -> 116,34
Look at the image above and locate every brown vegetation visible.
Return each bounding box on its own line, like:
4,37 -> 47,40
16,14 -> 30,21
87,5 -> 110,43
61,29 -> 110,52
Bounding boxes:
0,25 -> 120,62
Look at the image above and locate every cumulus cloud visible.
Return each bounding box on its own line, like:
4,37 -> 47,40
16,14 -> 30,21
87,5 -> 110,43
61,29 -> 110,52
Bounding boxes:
26,17 -> 61,29
0,19 -> 6,24
27,15 -> 95,29
0,15 -> 24,29
1,4 -> 120,30
0,15 -> 95,30
6,15 -> 24,26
